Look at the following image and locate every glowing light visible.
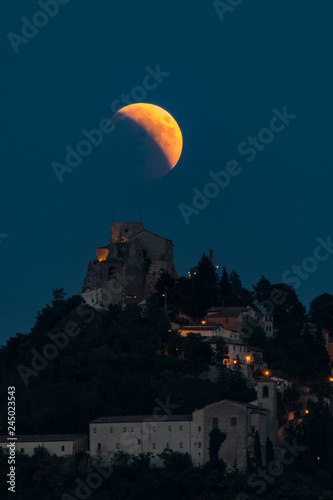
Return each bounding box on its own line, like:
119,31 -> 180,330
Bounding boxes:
202,321 -> 206,324
265,371 -> 269,376
305,410 -> 309,414
246,356 -> 251,363
233,360 -> 237,364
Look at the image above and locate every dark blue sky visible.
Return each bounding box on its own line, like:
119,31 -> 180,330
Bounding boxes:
1,0 -> 333,345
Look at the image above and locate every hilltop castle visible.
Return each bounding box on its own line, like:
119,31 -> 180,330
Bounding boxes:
81,222 -> 177,308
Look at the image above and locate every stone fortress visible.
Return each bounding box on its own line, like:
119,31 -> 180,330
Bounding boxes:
81,222 -> 177,308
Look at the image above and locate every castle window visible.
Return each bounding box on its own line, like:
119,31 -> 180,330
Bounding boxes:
123,427 -> 127,432
198,426 -> 201,432
231,417 -> 237,426
180,443 -> 183,448
166,443 -> 170,449
198,442 -> 201,448
180,425 -> 183,431
131,427 -> 134,432
20,448 -> 24,453
116,443 -> 120,449
91,298 -> 94,303
251,427 -> 255,435
169,426 -> 172,431
93,428 -> 97,433
153,426 -> 156,432
110,427 -> 113,433
61,446 -> 65,452
153,443 -> 156,449
263,386 -> 269,398
138,439 -> 141,445
212,417 -> 218,428
109,267 -> 116,280
97,443 -> 101,451
225,319 -> 229,324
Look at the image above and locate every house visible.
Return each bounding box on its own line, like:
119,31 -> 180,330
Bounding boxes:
89,381 -> 278,472
0,434 -> 88,457
206,306 -> 274,338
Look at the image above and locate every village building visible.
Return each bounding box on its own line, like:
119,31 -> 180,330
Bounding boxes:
0,434 -> 88,457
205,306 -> 274,338
89,381 -> 277,472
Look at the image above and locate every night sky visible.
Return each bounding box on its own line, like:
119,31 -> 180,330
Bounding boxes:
1,0 -> 333,345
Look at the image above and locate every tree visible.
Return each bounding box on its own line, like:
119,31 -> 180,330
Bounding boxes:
192,253 -> 219,315
254,431 -> 262,468
182,333 -> 213,364
229,270 -> 252,306
309,293 -> 333,333
218,266 -> 233,306
208,427 -> 227,467
266,436 -> 275,465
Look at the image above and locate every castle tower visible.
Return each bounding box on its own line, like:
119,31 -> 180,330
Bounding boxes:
257,380 -> 277,447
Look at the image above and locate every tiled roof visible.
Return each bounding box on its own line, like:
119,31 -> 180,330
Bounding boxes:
0,434 -> 87,443
90,415 -> 192,424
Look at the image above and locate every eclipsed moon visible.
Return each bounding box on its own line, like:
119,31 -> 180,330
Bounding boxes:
110,103 -> 183,182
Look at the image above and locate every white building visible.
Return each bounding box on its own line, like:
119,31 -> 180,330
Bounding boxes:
0,434 -> 88,457
90,381 -> 277,472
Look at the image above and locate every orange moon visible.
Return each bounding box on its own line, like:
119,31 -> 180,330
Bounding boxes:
110,103 -> 183,182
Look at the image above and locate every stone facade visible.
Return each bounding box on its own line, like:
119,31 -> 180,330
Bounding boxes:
90,381 -> 277,472
0,434 -> 88,457
81,222 -> 177,308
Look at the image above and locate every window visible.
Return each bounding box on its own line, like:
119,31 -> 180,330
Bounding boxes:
124,427 -> 127,432
233,345 -> 235,351
198,426 -> 201,432
91,298 -> 94,303
212,417 -> 218,428
131,427 -> 134,432
109,267 -> 116,280
166,443 -> 170,449
138,439 -> 141,445
180,425 -> 183,431
266,326 -> 269,332
153,426 -> 156,432
263,386 -> 269,398
180,443 -> 183,448
110,427 -> 113,433
97,443 -> 101,451
93,428 -> 97,433
169,425 -> 172,431
20,448 -> 24,453
198,442 -> 201,448
251,427 -> 255,435
225,319 -> 229,324
61,445 -> 65,452
231,417 -> 237,426
116,443 -> 120,449
153,443 -> 156,449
